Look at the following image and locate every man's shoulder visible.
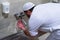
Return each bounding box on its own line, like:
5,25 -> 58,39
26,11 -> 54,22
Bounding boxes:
33,3 -> 51,10
35,3 -> 56,8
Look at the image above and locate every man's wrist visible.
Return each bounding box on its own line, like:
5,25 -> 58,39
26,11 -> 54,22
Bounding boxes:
23,27 -> 26,31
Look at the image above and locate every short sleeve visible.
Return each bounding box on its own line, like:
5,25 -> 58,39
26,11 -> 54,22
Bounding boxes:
28,18 -> 40,36
28,14 -> 41,36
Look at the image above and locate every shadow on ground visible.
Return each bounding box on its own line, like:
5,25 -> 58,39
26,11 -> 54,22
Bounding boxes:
0,33 -> 31,40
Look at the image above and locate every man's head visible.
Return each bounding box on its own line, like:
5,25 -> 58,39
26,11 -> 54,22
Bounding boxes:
23,2 -> 35,18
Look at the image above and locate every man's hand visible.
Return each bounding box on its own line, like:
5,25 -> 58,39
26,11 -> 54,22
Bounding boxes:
17,19 -> 26,30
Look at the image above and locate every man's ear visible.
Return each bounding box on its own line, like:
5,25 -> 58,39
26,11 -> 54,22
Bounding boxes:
27,10 -> 32,15
27,10 -> 31,13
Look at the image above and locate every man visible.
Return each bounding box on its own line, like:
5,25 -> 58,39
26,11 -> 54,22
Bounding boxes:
17,2 -> 60,40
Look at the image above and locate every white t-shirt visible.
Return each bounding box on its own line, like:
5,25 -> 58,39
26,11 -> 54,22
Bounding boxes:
28,3 -> 60,36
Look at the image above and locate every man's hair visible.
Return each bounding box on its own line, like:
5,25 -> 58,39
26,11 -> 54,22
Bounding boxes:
29,6 -> 35,12
24,6 -> 35,12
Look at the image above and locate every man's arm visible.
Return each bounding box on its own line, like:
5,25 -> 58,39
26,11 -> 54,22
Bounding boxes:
22,29 -> 46,40
23,29 -> 47,37
17,19 -> 47,40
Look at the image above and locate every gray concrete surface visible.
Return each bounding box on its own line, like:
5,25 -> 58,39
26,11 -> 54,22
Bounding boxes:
39,33 -> 50,40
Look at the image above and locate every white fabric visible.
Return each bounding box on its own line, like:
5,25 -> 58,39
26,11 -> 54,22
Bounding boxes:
23,2 -> 35,11
28,3 -> 60,36
29,31 -> 38,36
